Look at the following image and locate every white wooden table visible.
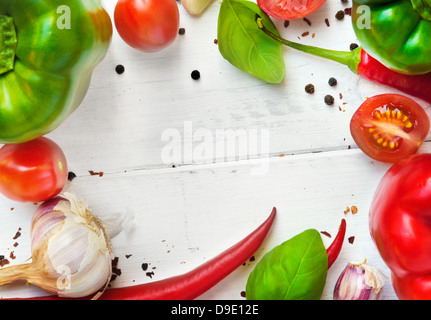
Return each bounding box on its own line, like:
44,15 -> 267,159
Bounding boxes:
2,0 -> 429,300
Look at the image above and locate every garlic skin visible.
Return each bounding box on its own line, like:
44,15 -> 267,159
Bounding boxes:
333,259 -> 387,300
181,0 -> 213,15
0,193 -> 113,299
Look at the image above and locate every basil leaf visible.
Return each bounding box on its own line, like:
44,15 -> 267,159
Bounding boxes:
245,229 -> 328,300
217,0 -> 285,84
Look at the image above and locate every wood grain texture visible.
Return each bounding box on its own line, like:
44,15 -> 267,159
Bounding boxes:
1,0 -> 430,300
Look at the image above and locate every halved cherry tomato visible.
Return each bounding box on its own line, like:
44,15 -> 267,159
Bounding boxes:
0,137 -> 68,203
114,0 -> 180,53
257,0 -> 327,20
350,94 -> 430,163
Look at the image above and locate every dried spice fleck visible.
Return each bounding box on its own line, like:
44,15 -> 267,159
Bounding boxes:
141,263 -> 149,271
178,27 -> 185,35
305,83 -> 315,94
344,7 -> 352,16
0,256 -> 9,268
351,206 -> 358,214
324,95 -> 335,105
303,17 -> 312,26
284,20 -> 289,28
325,18 -> 330,27
89,170 -> 104,177
146,271 -> 155,278
348,236 -> 355,244
13,229 -> 21,240
321,231 -> 332,238
302,31 -> 310,37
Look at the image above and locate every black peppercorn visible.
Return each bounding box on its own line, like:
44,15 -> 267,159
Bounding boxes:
115,64 -> 125,75
178,28 -> 185,35
350,43 -> 359,51
324,95 -> 335,105
328,77 -> 337,87
305,83 -> 315,94
335,10 -> 345,20
191,70 -> 200,80
68,171 -> 77,181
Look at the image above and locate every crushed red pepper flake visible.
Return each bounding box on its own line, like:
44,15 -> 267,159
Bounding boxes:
0,256 -> 10,268
89,170 -> 104,177
320,231 -> 332,238
348,236 -> 355,244
13,229 -> 21,240
351,206 -> 358,214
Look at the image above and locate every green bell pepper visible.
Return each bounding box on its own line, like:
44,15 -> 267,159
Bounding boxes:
352,0 -> 431,75
0,0 -> 112,143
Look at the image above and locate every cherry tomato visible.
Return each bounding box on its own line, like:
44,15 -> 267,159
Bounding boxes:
0,137 -> 68,202
350,94 -> 430,163
257,0 -> 327,20
114,0 -> 180,53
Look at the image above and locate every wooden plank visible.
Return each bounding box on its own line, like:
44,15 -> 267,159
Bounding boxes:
3,141 -> 421,299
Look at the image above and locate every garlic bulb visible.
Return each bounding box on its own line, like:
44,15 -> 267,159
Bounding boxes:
333,258 -> 387,300
181,0 -> 213,15
0,193 -> 113,299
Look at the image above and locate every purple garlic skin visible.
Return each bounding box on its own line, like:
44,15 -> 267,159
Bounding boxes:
333,259 -> 387,300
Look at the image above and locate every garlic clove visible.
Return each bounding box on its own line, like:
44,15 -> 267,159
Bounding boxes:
0,193 -> 113,299
181,0 -> 214,15
333,258 -> 387,300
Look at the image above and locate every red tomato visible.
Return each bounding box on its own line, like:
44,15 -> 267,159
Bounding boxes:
114,0 -> 180,53
257,0 -> 327,20
350,94 -> 430,163
0,137 -> 68,202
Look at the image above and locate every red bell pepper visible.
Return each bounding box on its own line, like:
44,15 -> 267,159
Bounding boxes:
256,17 -> 431,105
369,154 -> 431,300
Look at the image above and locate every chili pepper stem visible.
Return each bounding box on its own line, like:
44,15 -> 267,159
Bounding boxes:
256,16 -> 361,74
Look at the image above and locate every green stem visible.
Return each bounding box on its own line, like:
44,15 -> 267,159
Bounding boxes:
411,0 -> 431,21
0,15 -> 17,75
256,16 -> 361,74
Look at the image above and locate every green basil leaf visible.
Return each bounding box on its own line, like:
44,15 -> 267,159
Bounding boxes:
245,229 -> 328,300
217,0 -> 285,84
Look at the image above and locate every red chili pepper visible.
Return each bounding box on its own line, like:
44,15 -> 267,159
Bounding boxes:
256,17 -> 431,104
326,219 -> 346,269
9,207 -> 276,300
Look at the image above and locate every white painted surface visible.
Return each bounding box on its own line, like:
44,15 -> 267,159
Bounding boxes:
1,0 -> 430,300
